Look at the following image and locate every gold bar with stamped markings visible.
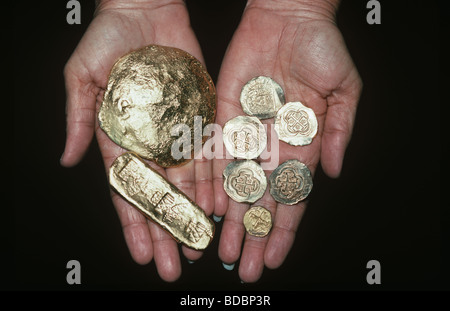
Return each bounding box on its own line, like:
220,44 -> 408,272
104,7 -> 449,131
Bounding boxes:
109,152 -> 214,250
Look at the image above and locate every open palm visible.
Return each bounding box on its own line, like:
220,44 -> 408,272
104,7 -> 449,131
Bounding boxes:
212,4 -> 362,282
61,1 -> 214,282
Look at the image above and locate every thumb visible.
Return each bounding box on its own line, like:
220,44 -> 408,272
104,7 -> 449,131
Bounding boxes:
60,61 -> 98,167
320,71 -> 362,178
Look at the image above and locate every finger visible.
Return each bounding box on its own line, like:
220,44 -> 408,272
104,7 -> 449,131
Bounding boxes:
218,200 -> 249,264
213,54 -> 247,217
166,160 -> 204,261
148,221 -> 182,282
182,151 -> 214,261
60,64 -> 98,167
95,126 -> 155,264
321,71 -> 362,178
264,202 -> 307,269
211,98 -> 242,217
260,121 -> 321,270
111,191 -> 154,265
194,149 -> 214,217
238,191 -> 277,283
212,158 -> 232,217
139,159 -> 182,281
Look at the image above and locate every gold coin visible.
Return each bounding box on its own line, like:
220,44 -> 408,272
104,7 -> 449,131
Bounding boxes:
274,101 -> 318,146
243,206 -> 272,237
240,76 -> 285,119
222,116 -> 267,159
98,45 -> 216,168
109,152 -> 215,250
223,160 -> 267,204
269,159 -> 313,205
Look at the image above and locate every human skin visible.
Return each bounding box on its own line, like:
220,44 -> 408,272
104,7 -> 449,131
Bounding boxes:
61,0 -> 362,283
61,0 -> 213,282
212,0 -> 362,282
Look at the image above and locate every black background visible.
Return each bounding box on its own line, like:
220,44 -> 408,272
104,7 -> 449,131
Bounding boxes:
12,0 -> 445,292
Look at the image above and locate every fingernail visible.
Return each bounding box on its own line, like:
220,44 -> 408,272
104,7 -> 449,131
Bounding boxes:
187,260 -> 195,264
213,215 -> 222,222
222,262 -> 235,271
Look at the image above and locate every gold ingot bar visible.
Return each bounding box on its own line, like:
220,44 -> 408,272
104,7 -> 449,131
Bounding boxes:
109,152 -> 214,250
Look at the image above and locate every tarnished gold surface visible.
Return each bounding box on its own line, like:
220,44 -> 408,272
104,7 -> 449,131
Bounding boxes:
269,159 -> 313,205
274,102 -> 318,146
243,206 -> 272,237
99,45 -> 216,167
109,152 -> 214,250
240,76 -> 285,119
223,160 -> 267,204
222,116 -> 267,159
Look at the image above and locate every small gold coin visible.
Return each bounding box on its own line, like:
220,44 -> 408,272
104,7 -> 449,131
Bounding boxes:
98,45 -> 216,168
274,101 -> 318,146
222,115 -> 267,159
109,152 -> 215,250
243,206 -> 272,237
240,76 -> 285,119
223,160 -> 267,204
269,159 -> 313,205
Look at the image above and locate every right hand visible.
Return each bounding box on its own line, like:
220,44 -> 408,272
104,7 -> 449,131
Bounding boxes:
61,0 -> 213,282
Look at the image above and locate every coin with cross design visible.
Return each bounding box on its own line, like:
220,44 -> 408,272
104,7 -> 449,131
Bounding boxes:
243,206 -> 272,237
223,115 -> 267,159
274,101 -> 318,146
223,160 -> 267,203
269,159 -> 313,205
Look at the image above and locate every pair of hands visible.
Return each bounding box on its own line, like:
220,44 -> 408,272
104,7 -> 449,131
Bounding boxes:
61,0 -> 362,282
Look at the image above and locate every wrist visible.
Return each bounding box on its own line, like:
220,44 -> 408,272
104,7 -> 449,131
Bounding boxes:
245,0 -> 340,22
95,0 -> 185,13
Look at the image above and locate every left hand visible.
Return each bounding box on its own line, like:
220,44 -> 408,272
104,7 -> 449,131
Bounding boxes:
212,0 -> 362,282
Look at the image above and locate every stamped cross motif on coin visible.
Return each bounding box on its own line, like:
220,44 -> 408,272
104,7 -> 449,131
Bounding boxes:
247,81 -> 275,110
248,209 -> 270,231
231,127 -> 258,153
230,168 -> 260,198
284,109 -> 310,135
275,167 -> 303,199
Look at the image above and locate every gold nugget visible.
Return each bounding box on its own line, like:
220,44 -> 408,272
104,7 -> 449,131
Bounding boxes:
243,206 -> 272,237
99,45 -> 216,168
223,160 -> 267,204
109,152 -> 214,250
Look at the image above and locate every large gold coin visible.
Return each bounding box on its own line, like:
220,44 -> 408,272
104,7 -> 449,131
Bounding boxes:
240,76 -> 285,119
109,152 -> 214,250
222,116 -> 267,159
98,45 -> 216,167
269,159 -> 313,205
243,206 -> 272,237
223,160 -> 267,204
274,101 -> 318,146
